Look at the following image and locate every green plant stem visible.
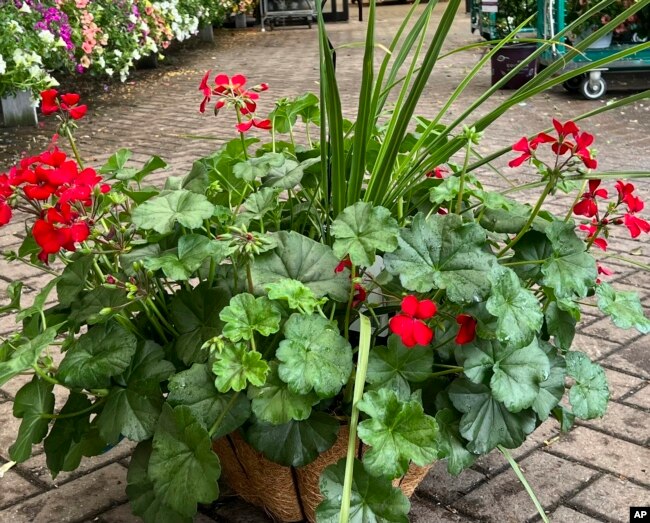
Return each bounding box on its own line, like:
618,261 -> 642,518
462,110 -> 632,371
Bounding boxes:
455,141 -> 472,214
246,263 -> 254,294
208,391 -> 240,438
564,179 -> 588,222
235,110 -> 249,160
32,365 -> 60,387
66,126 -> 84,168
498,446 -> 550,523
146,298 -> 179,336
501,258 -> 548,267
339,313 -> 372,523
498,175 -> 556,257
429,368 -> 462,377
207,257 -> 216,287
599,253 -> 650,271
141,301 -> 169,344
41,397 -> 106,420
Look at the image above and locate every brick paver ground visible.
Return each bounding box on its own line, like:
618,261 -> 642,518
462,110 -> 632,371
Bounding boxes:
0,2 -> 648,522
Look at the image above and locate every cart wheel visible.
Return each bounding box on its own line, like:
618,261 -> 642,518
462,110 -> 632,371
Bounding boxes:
562,76 -> 583,93
579,76 -> 607,100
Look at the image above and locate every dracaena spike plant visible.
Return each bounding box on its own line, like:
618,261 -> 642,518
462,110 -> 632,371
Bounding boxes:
1,1 -> 649,522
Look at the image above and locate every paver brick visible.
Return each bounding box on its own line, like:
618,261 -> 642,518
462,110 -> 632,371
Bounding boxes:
453,451 -> 597,523
600,337 -> 650,380
97,502 -> 217,523
603,368 -> 646,401
624,384 -> 650,410
0,469 -> 44,510
416,460 -> 486,505
409,497 -> 474,522
579,401 -> 649,446
546,426 -> 650,485
570,474 -> 649,523
550,505 -> 605,523
0,463 -> 128,522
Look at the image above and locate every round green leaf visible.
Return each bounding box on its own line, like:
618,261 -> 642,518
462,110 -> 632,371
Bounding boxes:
212,342 -> 269,393
276,313 -> 353,398
219,293 -> 282,342
132,190 -> 215,235
566,351 -> 610,420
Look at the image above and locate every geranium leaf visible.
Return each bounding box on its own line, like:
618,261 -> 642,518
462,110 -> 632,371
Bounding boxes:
16,278 -> 59,322
167,363 -> 251,438
219,293 -> 282,342
357,389 -> 439,479
545,301 -> 577,349
532,346 -> 566,421
265,278 -> 327,315
566,351 -> 610,420
463,338 -> 550,413
252,231 -> 350,301
0,327 -> 58,387
69,287 -> 131,327
595,282 -> 650,334
212,341 -> 269,393
131,190 -> 215,235
0,281 -> 23,314
384,213 -> 495,303
448,378 -> 536,454
233,152 -> 286,182
245,411 -> 339,467
276,313 -> 352,398
96,341 -> 174,444
331,202 -> 399,267
263,156 -> 320,189
56,257 -> 93,307
144,235 -> 226,281
170,284 -> 230,365
316,458 -> 410,523
43,392 -> 92,478
58,322 -> 138,389
366,335 -> 433,397
541,221 -> 597,299
486,266 -> 543,349
435,408 -> 477,476
127,441 -> 193,523
149,405 -> 220,517
248,362 -> 318,424
509,231 -> 554,280
9,377 -> 55,462
236,187 -> 281,226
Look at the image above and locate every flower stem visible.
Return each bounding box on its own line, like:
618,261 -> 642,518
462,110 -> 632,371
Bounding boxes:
455,140 -> 472,215
208,391 -> 241,438
65,126 -> 84,168
339,313 -> 371,523
41,397 -> 106,420
564,179 -> 588,222
498,175 -> 557,257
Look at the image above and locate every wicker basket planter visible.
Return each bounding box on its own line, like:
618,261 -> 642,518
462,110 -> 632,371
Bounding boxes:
213,426 -> 430,522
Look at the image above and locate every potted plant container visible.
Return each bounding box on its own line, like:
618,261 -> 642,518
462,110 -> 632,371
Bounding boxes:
1,90 -> 38,127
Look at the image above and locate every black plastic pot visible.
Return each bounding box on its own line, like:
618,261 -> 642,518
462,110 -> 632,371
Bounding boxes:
490,43 -> 538,89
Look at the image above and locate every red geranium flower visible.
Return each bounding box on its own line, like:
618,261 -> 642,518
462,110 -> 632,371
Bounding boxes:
573,131 -> 597,169
573,179 -> 608,218
455,314 -> 477,345
596,263 -> 614,284
32,204 -> 90,262
426,166 -> 448,178
352,284 -> 367,308
335,257 -> 352,274
40,89 -> 59,115
236,118 -> 272,133
508,137 -> 534,168
0,200 -> 11,226
615,180 -> 635,203
578,221 -> 608,251
389,295 -> 436,348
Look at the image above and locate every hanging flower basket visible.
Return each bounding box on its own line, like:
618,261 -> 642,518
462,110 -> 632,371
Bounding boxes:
214,427 -> 430,522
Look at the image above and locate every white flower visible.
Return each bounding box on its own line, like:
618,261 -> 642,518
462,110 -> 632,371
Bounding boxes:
19,2 -> 31,13
132,50 -> 141,61
129,14 -> 138,23
0,55 -> 6,75
105,67 -> 114,76
38,31 -> 55,44
8,20 -> 24,34
114,49 -> 122,58
97,56 -> 105,68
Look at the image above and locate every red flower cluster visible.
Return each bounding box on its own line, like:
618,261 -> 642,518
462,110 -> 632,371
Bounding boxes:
574,180 -> 608,218
509,119 -> 597,169
352,283 -> 367,308
426,166 -> 448,179
334,256 -> 352,273
41,89 -> 87,120
198,72 -> 271,132
389,295 -> 436,347
575,180 -> 649,247
0,145 -> 108,262
455,314 -> 477,345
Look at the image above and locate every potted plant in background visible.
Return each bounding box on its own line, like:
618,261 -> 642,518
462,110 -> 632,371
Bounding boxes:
565,0 -> 642,48
0,1 -> 649,522
477,0 -> 539,88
